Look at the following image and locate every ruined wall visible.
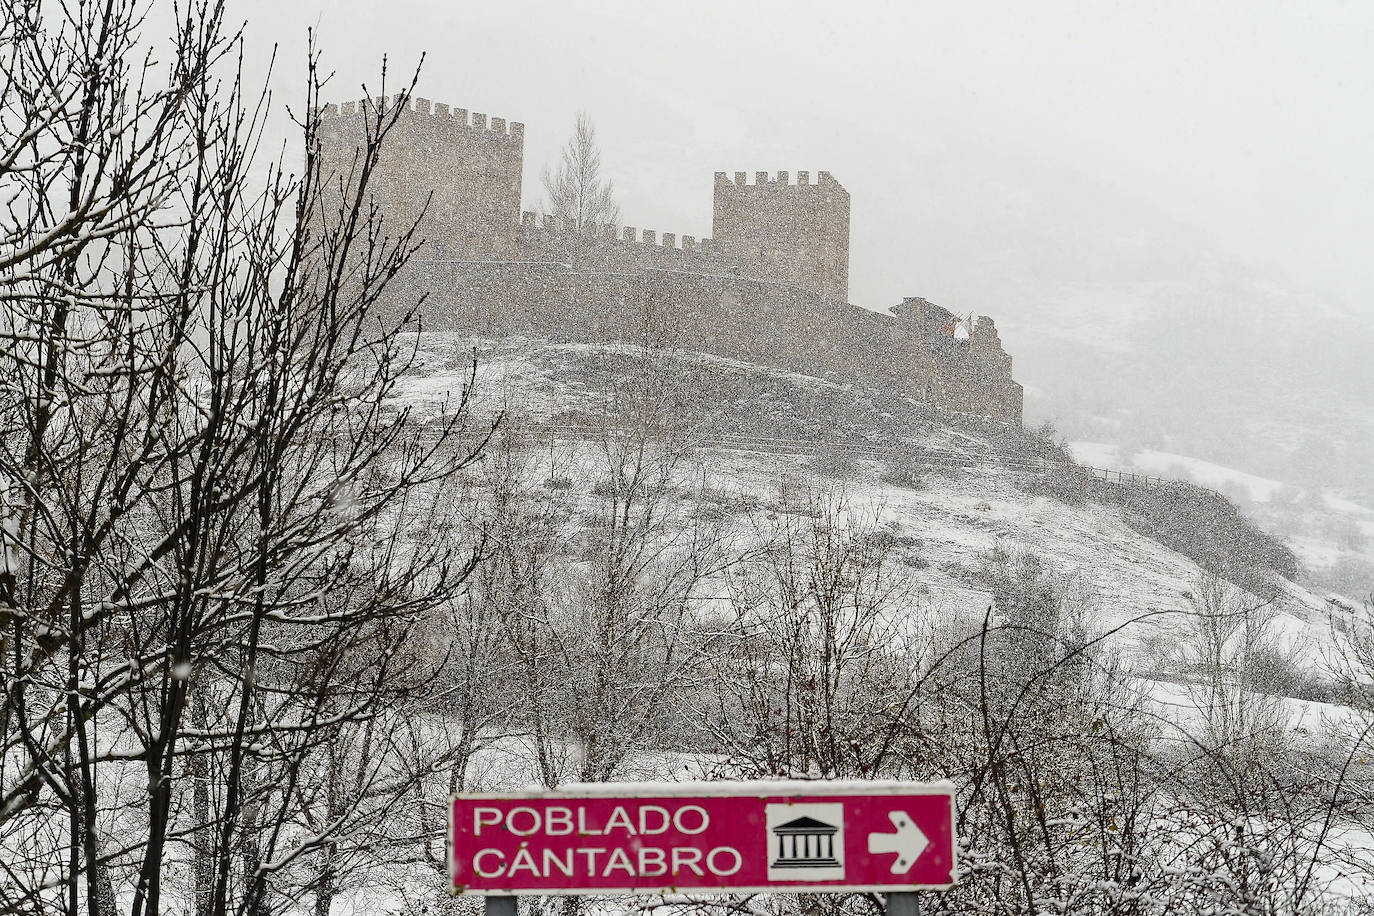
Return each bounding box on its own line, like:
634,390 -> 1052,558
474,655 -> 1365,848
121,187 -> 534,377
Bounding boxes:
888,298 -> 1022,418
711,171 -> 851,302
317,95 -> 524,258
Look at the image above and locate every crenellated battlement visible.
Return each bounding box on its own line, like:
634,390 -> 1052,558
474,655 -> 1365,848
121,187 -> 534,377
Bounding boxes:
518,212 -> 716,255
315,94 -> 526,260
317,95 -> 524,142
713,169 -> 841,189
712,167 -> 850,300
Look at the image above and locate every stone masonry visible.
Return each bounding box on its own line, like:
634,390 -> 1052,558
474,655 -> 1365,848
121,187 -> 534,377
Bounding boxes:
317,97 -> 524,258
712,170 -> 850,302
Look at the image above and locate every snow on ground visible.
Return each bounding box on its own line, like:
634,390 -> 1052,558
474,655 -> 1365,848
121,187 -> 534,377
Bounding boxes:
1070,440 -> 1374,597
392,333 -> 862,429
1326,492 -> 1374,515
1066,439 -> 1121,469
397,336 -> 1351,710
395,340 -> 1347,681
706,449 -> 1340,676
1142,677 -> 1371,747
500,427 -> 1230,671
1291,535 -> 1349,570
390,333 -> 578,421
1132,448 -> 1285,502
1067,440 -> 1120,469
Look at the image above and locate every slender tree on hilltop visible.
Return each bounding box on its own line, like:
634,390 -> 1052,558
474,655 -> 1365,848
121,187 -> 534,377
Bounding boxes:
542,111 -> 620,232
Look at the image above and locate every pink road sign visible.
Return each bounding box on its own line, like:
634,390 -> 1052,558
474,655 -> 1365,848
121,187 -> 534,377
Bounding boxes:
449,780 -> 956,896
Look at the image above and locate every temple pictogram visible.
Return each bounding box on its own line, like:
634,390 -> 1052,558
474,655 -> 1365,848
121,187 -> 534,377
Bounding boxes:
772,815 -> 841,868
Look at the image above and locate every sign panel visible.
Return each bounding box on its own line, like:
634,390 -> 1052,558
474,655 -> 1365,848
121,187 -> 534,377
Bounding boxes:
448,780 -> 956,896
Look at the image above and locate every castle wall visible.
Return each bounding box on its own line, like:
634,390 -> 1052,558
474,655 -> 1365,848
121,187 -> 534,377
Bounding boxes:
317,95 -> 524,259
711,171 -> 851,302
887,298 -> 1022,417
512,213 -> 739,275
389,261 -> 1022,421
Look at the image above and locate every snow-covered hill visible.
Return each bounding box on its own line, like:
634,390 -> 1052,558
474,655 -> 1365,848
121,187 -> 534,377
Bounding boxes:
396,333 -> 1364,704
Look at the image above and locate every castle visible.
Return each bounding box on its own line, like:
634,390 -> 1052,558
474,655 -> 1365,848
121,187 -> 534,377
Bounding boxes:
316,96 -> 1023,421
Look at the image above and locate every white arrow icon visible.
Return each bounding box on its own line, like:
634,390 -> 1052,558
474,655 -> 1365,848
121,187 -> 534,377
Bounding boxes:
867,810 -> 929,874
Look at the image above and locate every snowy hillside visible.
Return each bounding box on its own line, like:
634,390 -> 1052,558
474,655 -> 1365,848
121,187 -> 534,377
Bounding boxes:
1071,440 -> 1374,601
988,258 -> 1374,606
989,252 -> 1374,511
398,333 -> 1357,690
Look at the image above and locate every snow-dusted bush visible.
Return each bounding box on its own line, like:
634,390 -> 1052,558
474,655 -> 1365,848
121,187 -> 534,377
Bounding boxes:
1013,465 -> 1096,505
1112,482 -> 1301,585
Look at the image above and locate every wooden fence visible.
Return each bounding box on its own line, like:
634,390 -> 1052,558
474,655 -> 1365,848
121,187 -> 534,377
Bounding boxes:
530,424 -> 1205,495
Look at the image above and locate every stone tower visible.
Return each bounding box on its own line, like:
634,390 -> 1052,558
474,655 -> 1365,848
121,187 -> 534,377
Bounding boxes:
316,96 -> 525,259
711,170 -> 850,302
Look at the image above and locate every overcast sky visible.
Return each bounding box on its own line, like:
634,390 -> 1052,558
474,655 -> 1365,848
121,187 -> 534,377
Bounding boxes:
233,0 -> 1372,317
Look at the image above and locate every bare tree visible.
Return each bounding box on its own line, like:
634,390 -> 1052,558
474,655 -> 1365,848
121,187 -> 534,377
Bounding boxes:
541,111 -> 620,232
464,423 -> 575,789
0,3 -> 493,914
479,342 -> 728,792
699,488 -> 919,781
1180,575 -> 1290,766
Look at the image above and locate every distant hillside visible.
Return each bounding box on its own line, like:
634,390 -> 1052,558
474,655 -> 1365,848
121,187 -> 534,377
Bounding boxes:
1009,273 -> 1374,499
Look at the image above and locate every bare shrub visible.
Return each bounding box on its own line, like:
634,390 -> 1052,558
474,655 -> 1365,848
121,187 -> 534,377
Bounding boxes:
695,492 -> 922,780
1014,467 -> 1096,505
807,449 -> 860,479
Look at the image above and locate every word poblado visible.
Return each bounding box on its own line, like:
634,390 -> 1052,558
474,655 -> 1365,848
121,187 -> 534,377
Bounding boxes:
473,803 -> 709,837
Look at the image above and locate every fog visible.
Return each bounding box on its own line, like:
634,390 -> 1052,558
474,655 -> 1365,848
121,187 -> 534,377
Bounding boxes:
235,0 -> 1374,586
